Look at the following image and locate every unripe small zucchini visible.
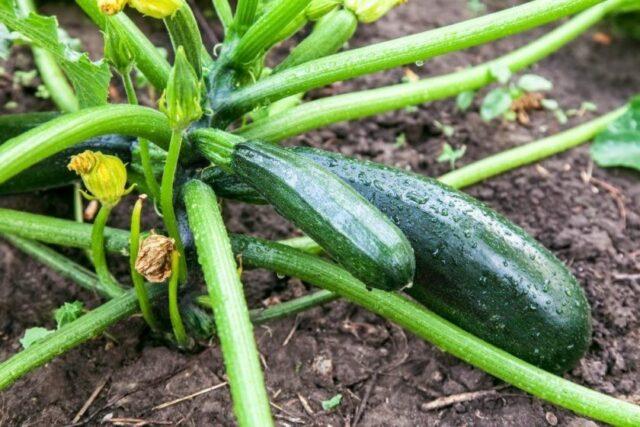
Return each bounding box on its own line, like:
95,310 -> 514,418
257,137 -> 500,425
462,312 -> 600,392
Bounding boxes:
197,136 -> 416,291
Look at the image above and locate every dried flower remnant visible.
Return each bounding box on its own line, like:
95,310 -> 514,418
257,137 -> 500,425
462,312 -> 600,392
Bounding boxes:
135,233 -> 176,282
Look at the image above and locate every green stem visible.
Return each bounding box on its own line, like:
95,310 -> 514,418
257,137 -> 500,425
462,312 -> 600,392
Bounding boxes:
232,236 -> 640,427
91,205 -> 125,298
0,284 -> 164,390
0,105 -> 171,186
214,0 -> 603,120
212,0 -> 233,33
160,130 -> 188,282
130,197 -> 161,330
240,0 -> 622,141
164,2 -> 208,76
168,251 -> 189,347
121,73 -> 161,200
184,180 -> 273,427
230,0 -> 309,65
275,9 -> 358,72
439,106 -> 629,189
232,0 -> 259,36
191,128 -> 239,168
0,234 -> 108,297
197,289 -> 339,324
75,0 -> 171,90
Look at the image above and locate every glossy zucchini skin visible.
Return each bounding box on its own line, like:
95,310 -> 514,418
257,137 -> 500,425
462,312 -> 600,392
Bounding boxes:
0,135 -> 132,195
231,140 -> 416,291
293,147 -> 591,373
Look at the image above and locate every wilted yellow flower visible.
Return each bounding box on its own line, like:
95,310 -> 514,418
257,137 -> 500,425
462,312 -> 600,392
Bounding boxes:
344,0 -> 407,23
135,234 -> 176,282
98,0 -> 128,15
68,151 -> 132,207
128,0 -> 182,19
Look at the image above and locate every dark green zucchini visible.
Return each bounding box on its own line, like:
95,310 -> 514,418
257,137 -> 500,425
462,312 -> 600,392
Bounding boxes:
292,147 -> 591,373
188,146 -> 591,372
197,137 -> 416,291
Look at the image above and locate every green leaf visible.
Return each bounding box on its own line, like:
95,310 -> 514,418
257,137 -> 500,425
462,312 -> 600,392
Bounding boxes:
394,132 -> 407,147
489,64 -> 512,84
517,74 -> 553,92
321,393 -> 343,411
437,142 -> 467,169
20,327 -> 54,349
54,301 -> 85,329
456,90 -> 475,112
480,88 -> 512,121
590,99 -> 640,171
0,1 -> 110,108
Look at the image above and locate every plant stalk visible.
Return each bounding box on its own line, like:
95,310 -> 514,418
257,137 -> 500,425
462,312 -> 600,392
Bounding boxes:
439,106 -> 629,188
0,284 -> 164,390
214,0 -> 603,121
91,205 -> 125,298
230,0 -> 309,65
122,73 -> 162,201
184,180 -> 273,427
212,0 -> 233,32
168,250 -> 189,347
240,0 -> 623,141
275,8 -> 358,72
160,130 -> 188,282
0,105 -> 171,186
1,234 -> 105,296
232,0 -> 259,36
130,197 -> 161,330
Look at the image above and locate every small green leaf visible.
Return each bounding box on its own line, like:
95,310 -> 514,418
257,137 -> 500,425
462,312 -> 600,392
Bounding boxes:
489,64 -> 512,84
456,91 -> 475,112
54,301 -> 85,329
20,327 -> 54,349
433,120 -> 455,138
0,1 -> 110,108
480,88 -> 512,121
590,98 -> 640,171
437,143 -> 467,170
553,109 -> 568,125
321,393 -> 343,411
581,101 -> 598,112
394,133 -> 407,148
517,74 -> 553,92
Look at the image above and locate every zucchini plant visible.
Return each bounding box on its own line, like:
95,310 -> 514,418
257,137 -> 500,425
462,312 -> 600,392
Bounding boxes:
0,0 -> 639,425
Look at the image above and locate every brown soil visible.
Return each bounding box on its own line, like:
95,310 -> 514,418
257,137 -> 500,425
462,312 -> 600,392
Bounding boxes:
1,1 -> 640,426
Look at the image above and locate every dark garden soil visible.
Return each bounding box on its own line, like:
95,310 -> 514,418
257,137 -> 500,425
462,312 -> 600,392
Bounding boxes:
1,1 -> 640,425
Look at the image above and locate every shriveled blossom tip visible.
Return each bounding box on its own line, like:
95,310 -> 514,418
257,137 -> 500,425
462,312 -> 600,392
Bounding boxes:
135,233 -> 176,283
